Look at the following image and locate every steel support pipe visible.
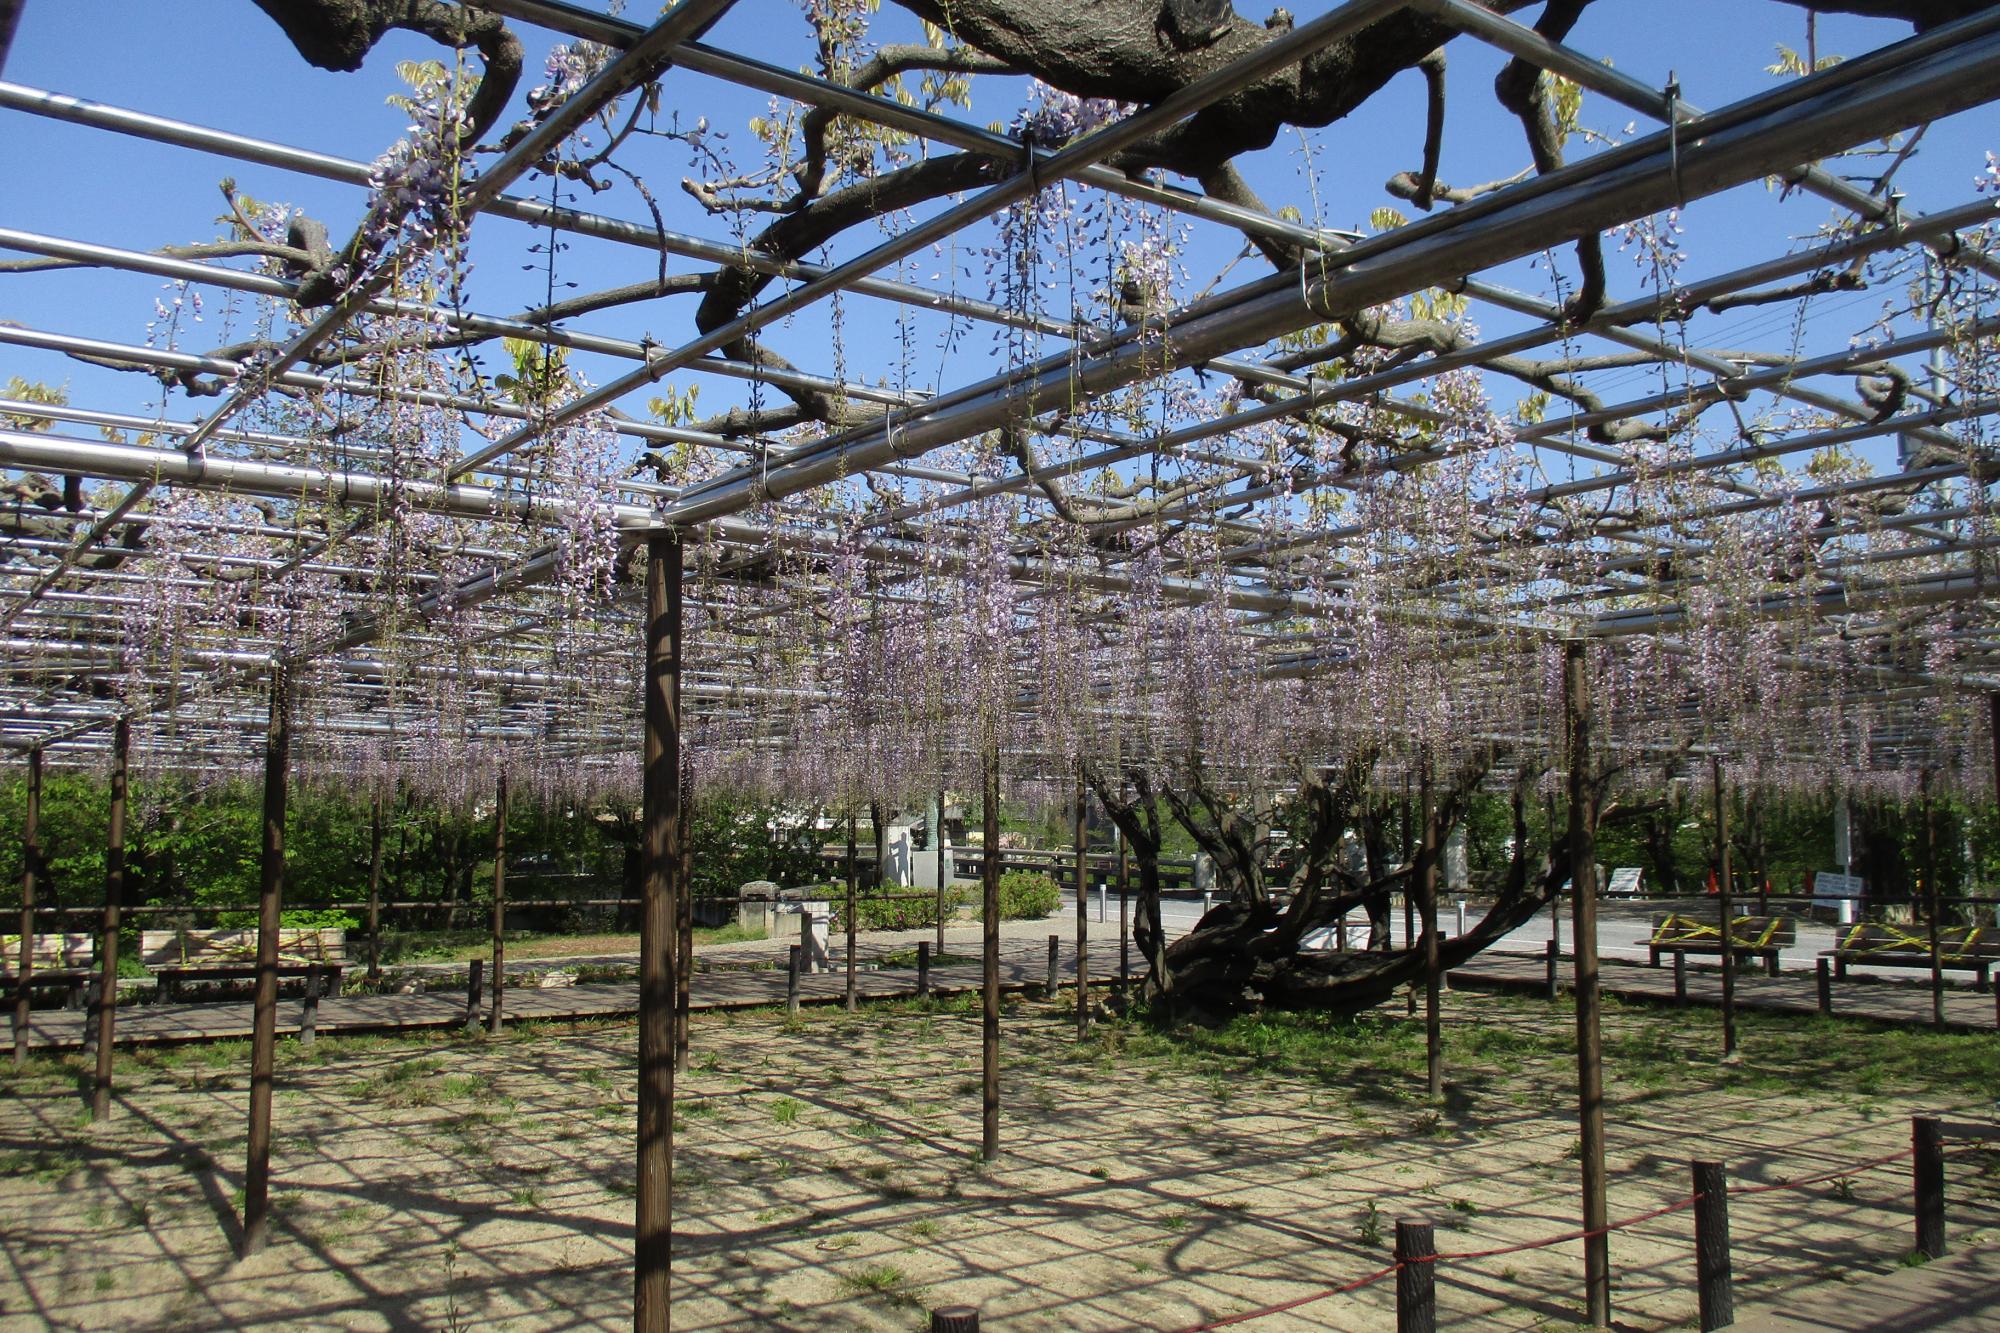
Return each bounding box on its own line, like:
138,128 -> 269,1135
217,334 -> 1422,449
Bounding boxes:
662,18 -> 2000,529
450,0 -> 1411,479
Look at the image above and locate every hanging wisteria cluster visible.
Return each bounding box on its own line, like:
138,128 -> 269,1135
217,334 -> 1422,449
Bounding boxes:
4,0 -> 2000,833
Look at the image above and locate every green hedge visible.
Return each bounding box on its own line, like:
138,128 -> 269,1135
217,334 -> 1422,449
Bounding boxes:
998,870 -> 1060,919
824,869 -> 1060,929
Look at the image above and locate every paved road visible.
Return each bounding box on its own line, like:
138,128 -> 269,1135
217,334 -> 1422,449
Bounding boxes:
1056,890 -> 1996,987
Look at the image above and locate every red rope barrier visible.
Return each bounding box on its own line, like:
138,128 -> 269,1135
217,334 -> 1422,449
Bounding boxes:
1163,1141 -> 1922,1331
1172,1263 -> 1401,1332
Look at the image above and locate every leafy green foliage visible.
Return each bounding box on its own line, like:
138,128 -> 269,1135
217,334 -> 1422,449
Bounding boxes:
996,870 -> 1059,919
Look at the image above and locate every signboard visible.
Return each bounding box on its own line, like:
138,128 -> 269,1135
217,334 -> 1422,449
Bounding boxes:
1606,867 -> 1643,897
1813,870 -> 1865,901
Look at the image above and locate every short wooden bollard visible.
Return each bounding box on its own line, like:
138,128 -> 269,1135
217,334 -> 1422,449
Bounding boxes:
1673,950 -> 1688,1004
1395,1218 -> 1435,1333
917,941 -> 931,999
1692,1159 -> 1733,1331
1544,939 -> 1559,1000
82,997 -> 98,1056
1914,1115 -> 1946,1259
464,959 -> 484,1030
1046,933 -> 1059,997
786,945 -> 801,1016
1816,957 -> 1832,1016
300,966 -> 322,1049
929,1306 -> 979,1332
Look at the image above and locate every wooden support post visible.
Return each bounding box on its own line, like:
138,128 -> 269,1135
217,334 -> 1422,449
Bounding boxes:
1419,762 -> 1442,1100
489,769 -> 508,1036
1816,957 -> 1832,1015
935,791 -> 949,955
1914,1115 -> 1946,1260
300,965 -> 321,1049
1074,767 -> 1089,1039
1565,643 -> 1611,1329
1394,1218 -> 1436,1333
1692,1159 -> 1733,1331
366,791 -> 383,983
90,718 -> 129,1124
1674,950 -> 1688,1004
14,748 -> 40,1068
243,668 -> 289,1256
930,1307 -> 979,1333
1117,838 -> 1131,988
636,535 -> 682,1333
676,797 -> 692,1072
464,959 -> 484,1028
1712,756 -> 1738,1060
1046,933 -> 1059,998
917,940 -> 930,999
786,944 -> 800,1016
1545,938 -> 1559,1000
845,812 -> 858,1013
1922,771 -> 1945,1030
981,738 -> 1000,1160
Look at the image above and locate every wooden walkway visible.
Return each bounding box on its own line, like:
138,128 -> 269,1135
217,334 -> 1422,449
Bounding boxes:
24,940 -> 1998,1052
14,945 -> 1098,1052
1451,951 -> 2000,1030
1732,1243 -> 2000,1331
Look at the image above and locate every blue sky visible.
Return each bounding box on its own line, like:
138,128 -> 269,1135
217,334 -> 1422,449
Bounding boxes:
2,1 -> 1993,488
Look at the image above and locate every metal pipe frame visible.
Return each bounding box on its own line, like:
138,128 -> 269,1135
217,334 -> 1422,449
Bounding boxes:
0,0 -> 1997,777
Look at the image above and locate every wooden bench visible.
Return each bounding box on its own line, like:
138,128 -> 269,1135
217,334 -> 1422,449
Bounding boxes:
1823,922 -> 2000,992
1645,913 -> 1794,978
0,933 -> 97,1007
141,928 -> 346,1001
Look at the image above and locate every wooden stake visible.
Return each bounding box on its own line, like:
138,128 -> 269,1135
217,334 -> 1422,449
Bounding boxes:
90,718 -> 129,1124
636,535 -> 681,1333
1914,1115 -> 1946,1259
243,668 -> 289,1255
1692,1159 -> 1733,1331
1565,642 -> 1610,1328
1394,1218 -> 1436,1333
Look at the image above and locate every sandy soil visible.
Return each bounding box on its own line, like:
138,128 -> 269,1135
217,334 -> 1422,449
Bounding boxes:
0,988 -> 1995,1331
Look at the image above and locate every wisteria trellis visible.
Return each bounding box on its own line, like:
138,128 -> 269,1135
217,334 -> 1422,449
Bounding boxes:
1,0 -> 1998,817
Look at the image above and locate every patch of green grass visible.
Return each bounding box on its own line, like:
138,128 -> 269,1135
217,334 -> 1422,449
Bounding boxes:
837,1263 -> 921,1308
0,1149 -> 83,1184
770,1097 -> 803,1126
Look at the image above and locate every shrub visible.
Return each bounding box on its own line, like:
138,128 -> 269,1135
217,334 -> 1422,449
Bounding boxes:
830,884 -> 972,931
997,870 -> 1059,920
825,870 -> 1055,927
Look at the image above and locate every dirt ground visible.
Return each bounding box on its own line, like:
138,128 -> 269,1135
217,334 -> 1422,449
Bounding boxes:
0,987 -> 1995,1331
